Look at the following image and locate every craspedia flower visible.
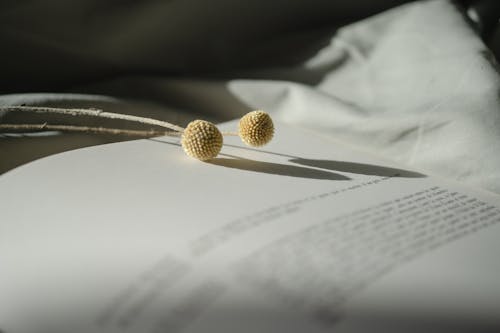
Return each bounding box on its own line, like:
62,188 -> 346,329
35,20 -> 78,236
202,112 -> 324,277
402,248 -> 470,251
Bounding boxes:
181,120 -> 223,161
238,110 -> 274,147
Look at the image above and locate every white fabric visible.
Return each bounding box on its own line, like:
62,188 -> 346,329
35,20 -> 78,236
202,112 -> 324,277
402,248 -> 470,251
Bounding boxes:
228,0 -> 500,194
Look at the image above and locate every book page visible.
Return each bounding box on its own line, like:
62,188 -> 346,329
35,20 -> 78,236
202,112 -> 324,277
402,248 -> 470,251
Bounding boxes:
1,121 -> 499,333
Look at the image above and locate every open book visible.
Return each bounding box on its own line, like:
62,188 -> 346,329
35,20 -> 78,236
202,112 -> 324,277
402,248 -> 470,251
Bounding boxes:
1,121 -> 500,333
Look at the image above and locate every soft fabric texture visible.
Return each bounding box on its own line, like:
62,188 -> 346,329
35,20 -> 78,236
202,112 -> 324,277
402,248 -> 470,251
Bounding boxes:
227,0 -> 500,194
1,0 -> 500,194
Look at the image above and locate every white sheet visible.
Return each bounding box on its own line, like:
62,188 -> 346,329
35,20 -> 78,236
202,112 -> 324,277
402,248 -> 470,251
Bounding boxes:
227,0 -> 500,194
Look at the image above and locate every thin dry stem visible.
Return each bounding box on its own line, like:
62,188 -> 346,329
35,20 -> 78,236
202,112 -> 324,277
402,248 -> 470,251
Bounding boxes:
221,131 -> 239,136
0,123 -> 181,137
0,106 -> 185,132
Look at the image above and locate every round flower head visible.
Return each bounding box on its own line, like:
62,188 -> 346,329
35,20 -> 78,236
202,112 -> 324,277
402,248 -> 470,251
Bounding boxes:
238,110 -> 274,147
181,120 -> 223,160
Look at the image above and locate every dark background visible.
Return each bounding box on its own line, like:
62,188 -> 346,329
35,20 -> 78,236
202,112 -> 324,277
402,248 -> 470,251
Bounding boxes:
3,0 -> 497,94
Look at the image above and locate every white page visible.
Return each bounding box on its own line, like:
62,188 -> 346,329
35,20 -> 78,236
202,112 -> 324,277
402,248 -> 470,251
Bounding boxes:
1,121 -> 500,333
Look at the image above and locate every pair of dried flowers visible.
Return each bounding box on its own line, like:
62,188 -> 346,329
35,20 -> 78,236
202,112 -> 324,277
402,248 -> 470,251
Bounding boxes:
0,106 -> 274,161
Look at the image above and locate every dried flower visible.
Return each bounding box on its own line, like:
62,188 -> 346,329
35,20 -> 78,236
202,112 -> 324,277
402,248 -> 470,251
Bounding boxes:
181,120 -> 223,161
238,110 -> 274,147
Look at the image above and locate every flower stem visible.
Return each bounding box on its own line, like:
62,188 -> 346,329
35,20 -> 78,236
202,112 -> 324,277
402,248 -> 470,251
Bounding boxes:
0,123 -> 180,137
0,106 -> 185,132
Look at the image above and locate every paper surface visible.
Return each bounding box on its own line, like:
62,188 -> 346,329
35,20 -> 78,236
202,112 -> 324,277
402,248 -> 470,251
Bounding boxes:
1,121 -> 500,333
